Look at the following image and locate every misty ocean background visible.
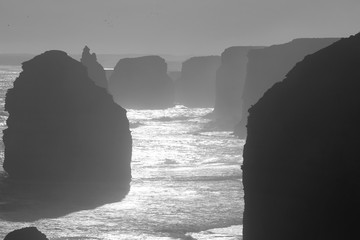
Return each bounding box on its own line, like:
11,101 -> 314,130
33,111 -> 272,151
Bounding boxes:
0,65 -> 243,240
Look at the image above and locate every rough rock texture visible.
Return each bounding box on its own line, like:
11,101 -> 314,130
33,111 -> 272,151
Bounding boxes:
242,33 -> 360,240
108,56 -> 174,109
4,227 -> 48,240
175,56 -> 220,107
213,47 -> 260,127
3,50 -> 132,183
235,38 -> 338,138
80,46 -> 108,89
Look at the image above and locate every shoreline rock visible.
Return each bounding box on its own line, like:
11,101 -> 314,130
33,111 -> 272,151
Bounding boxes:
235,38 -> 338,138
176,56 -> 220,107
213,46 -> 261,128
109,55 -> 174,109
4,227 -> 48,240
3,50 -> 132,184
80,46 -> 108,89
242,33 -> 360,240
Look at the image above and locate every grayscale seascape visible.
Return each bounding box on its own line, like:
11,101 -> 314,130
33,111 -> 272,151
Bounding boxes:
0,66 -> 243,239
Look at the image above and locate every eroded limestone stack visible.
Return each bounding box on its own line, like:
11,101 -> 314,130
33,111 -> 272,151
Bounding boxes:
109,56 -> 174,109
80,46 -> 108,89
176,56 -> 220,107
213,46 -> 259,127
3,50 -> 132,184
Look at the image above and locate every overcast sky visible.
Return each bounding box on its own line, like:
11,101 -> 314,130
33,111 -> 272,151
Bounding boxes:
1,0 -> 359,55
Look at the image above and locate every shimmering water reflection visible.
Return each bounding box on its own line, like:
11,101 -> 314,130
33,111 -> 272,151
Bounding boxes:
0,66 -> 243,239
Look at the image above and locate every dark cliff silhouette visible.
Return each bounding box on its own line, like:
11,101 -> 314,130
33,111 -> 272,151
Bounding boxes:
3,50 -> 131,184
108,56 -> 174,109
242,32 -> 360,240
80,46 -> 108,89
212,46 -> 260,128
235,38 -> 338,138
1,50 -> 131,220
0,171 -> 129,221
4,227 -> 48,240
175,56 -> 220,107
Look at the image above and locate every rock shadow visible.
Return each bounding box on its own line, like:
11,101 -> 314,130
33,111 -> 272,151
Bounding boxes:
0,172 -> 130,222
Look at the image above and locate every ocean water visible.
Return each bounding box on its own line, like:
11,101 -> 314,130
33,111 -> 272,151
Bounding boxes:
0,66 -> 244,239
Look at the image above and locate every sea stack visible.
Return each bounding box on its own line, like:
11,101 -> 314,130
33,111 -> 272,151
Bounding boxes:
4,227 -> 48,240
3,50 -> 132,184
80,46 -> 108,89
235,38 -> 338,138
242,33 -> 360,240
213,46 -> 259,127
175,56 -> 220,107
108,56 -> 174,109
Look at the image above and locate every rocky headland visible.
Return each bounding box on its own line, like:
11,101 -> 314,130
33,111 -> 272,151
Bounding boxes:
212,46 -> 260,128
108,56 -> 174,109
3,50 -> 132,184
242,33 -> 360,240
175,56 -> 220,107
235,38 -> 338,138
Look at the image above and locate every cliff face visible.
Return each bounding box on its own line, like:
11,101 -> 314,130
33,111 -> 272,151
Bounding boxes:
175,56 -> 220,107
108,56 -> 174,109
235,38 -> 338,138
242,33 -> 360,240
3,50 -> 132,184
80,46 -> 108,89
213,46 -> 260,127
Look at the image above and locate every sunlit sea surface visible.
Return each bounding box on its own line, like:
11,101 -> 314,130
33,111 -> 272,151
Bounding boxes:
0,66 -> 244,239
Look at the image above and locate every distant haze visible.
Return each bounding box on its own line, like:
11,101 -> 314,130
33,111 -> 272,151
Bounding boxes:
1,0 -> 359,55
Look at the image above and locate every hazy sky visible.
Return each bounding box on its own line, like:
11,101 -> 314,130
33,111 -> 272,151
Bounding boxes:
1,0 -> 359,55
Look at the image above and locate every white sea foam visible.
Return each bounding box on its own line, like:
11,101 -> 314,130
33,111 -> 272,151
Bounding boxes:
0,66 -> 243,239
